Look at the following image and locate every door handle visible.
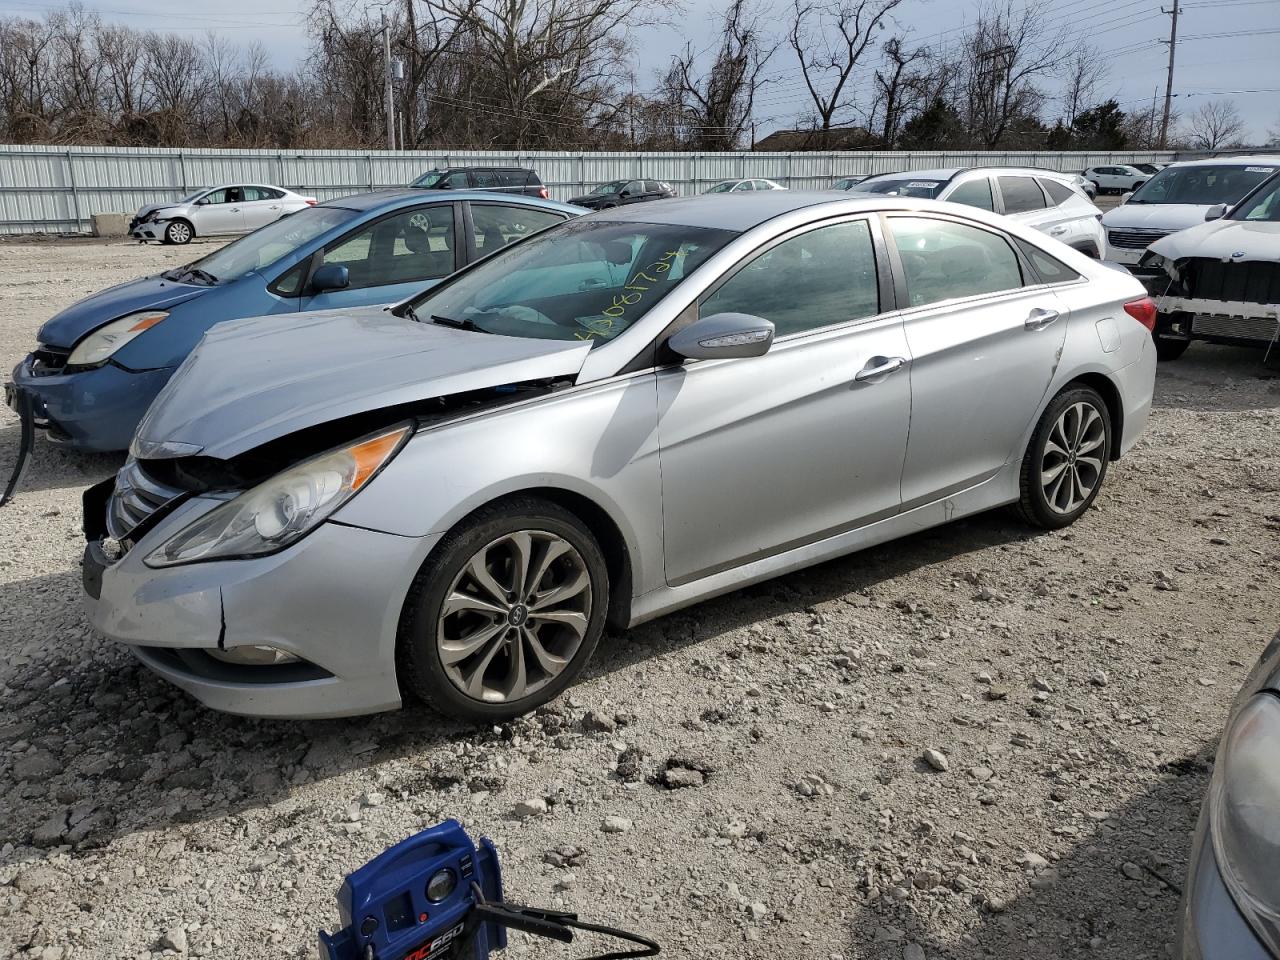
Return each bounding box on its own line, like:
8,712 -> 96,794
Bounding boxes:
1049,226 -> 1067,236
230,207 -> 240,212
854,356 -> 907,382
1025,307 -> 1061,331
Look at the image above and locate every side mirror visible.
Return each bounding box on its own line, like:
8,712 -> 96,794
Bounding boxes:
619,190 -> 630,198
195,197 -> 209,205
311,263 -> 350,293
1204,203 -> 1228,222
1118,192 -> 1133,205
668,312 -> 774,361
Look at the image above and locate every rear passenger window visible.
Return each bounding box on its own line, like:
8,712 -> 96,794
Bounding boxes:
1014,237 -> 1081,284
1039,179 -> 1077,206
946,178 -> 994,211
472,203 -> 565,253
998,177 -> 1047,213
889,217 -> 1023,307
472,171 -> 499,189
701,220 -> 879,336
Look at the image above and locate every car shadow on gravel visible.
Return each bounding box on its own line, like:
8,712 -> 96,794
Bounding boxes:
0,508 -> 1048,865
0,421 -> 123,497
845,743 -> 1214,960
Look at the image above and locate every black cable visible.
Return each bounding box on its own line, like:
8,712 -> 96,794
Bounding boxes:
469,882 -> 660,960
0,386 -> 33,508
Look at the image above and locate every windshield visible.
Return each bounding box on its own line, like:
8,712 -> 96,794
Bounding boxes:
410,171 -> 445,188
850,176 -> 945,199
184,206 -> 356,282
1233,174 -> 1280,222
1128,164 -> 1277,205
406,218 -> 738,343
590,180 -> 628,195
706,182 -> 736,193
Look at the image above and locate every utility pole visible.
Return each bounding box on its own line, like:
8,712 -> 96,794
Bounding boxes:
382,11 -> 395,151
1158,0 -> 1179,149
1149,86 -> 1157,148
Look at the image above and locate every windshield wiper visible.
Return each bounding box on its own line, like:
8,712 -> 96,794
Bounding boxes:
431,314 -> 483,332
185,267 -> 218,285
163,266 -> 217,285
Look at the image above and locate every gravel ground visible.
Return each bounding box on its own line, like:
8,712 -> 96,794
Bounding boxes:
1,237 -> 1278,960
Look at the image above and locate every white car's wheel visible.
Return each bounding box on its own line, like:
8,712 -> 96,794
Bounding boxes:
163,220 -> 193,245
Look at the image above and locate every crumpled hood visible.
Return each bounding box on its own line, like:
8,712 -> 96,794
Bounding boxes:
134,202 -> 184,221
1149,218 -> 1280,262
37,275 -> 209,349
133,305 -> 592,460
1101,203 -> 1215,232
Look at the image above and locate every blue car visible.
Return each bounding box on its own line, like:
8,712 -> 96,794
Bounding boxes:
6,190 -> 583,452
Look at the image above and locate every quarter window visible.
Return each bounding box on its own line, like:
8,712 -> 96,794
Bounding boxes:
946,178 -> 995,211
889,217 -> 1024,307
320,206 -> 456,290
1013,237 -> 1080,283
701,220 -> 880,336
1039,179 -> 1077,206
473,204 -> 565,253
998,176 -> 1047,213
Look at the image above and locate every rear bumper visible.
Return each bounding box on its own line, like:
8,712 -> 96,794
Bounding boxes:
8,354 -> 174,451
1176,805 -> 1273,960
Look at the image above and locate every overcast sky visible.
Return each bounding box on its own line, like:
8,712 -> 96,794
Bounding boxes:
3,0 -> 1276,143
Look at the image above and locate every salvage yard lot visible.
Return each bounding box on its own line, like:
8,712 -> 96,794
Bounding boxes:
1,236 -> 1278,960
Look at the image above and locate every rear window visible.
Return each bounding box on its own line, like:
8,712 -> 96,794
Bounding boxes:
998,176 -> 1047,213
1039,179 -> 1078,206
496,170 -> 528,188
853,177 -> 945,199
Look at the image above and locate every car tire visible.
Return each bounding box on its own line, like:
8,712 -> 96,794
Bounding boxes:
397,496 -> 610,723
1015,385 -> 1112,530
1154,337 -> 1190,361
163,219 -> 193,245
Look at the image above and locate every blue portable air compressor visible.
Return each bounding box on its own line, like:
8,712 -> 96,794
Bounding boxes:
319,819 -> 659,960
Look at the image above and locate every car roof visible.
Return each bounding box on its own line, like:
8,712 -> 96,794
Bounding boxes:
1159,155 -> 1280,168
320,189 -> 582,215
866,166 -> 1078,181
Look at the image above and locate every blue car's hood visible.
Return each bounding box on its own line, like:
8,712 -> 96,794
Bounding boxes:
38,275 -> 211,349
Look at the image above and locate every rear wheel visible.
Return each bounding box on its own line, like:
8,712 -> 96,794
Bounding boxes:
163,219 -> 193,245
1154,336 -> 1190,361
1016,386 -> 1112,530
397,497 -> 609,722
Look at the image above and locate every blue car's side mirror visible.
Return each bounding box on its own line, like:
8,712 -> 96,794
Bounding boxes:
311,264 -> 350,293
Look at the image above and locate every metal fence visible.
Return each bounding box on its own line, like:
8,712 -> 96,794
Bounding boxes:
0,144 -> 1183,235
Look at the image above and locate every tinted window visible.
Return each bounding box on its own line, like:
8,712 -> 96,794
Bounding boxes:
1130,164 -> 1276,205
496,171 -> 526,188
473,203 -> 565,253
1014,237 -> 1080,283
946,178 -> 994,211
471,171 -> 500,189
1040,179 -> 1077,206
409,219 -> 737,343
998,177 -> 1047,213
644,180 -> 660,193
890,217 -> 1024,307
701,220 -> 879,337
321,206 -> 455,290
623,181 -> 643,195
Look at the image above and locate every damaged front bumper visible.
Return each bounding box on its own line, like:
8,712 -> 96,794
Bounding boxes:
82,478 -> 440,719
8,353 -> 175,451
1154,295 -> 1280,350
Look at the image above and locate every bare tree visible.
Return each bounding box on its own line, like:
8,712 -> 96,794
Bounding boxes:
788,0 -> 901,145
664,0 -> 776,149
1186,99 -> 1247,150
869,35 -> 928,147
1056,44 -> 1106,142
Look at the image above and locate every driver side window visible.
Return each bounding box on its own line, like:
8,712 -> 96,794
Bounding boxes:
320,207 -> 456,291
701,220 -> 880,337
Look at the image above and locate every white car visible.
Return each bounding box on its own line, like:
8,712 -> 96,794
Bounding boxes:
129,184 -> 318,245
704,178 -> 788,193
1138,170 -> 1280,360
1100,156 -> 1280,271
851,167 -> 1106,258
1082,164 -> 1150,195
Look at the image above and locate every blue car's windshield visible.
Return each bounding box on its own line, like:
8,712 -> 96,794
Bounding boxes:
407,218 -> 738,344
187,206 -> 357,281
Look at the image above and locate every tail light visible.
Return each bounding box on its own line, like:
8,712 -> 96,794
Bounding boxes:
305,198 -> 318,206
538,187 -> 549,199
1123,297 -> 1157,332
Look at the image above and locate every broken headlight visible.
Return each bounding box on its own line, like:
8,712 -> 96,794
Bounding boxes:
1210,692 -> 1280,954
145,424 -> 411,567
68,311 -> 169,366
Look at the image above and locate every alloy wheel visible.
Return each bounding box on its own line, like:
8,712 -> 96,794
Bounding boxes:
437,530 -> 592,704
168,222 -> 191,243
1040,401 -> 1105,515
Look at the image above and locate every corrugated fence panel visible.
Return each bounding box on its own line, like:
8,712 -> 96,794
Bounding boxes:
0,144 -> 1184,234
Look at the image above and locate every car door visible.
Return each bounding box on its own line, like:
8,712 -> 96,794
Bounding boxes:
1037,177 -> 1094,249
885,213 -> 1068,507
192,188 -> 245,235
655,216 -> 911,585
239,187 -> 282,230
299,203 -> 463,311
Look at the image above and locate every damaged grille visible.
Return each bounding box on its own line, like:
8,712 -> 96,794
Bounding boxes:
1184,258 -> 1280,305
1192,314 -> 1280,342
1107,228 -> 1171,250
106,458 -> 185,539
29,346 -> 69,376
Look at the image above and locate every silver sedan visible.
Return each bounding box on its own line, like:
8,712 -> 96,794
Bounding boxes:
129,183 -> 317,245
84,193 -> 1158,721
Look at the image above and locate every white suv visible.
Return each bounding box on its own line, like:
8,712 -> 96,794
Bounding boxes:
852,167 -> 1106,257
1083,164 -> 1150,195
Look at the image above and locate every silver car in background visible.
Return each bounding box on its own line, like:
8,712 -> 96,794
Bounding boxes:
130,184 -> 317,245
83,193 -> 1158,721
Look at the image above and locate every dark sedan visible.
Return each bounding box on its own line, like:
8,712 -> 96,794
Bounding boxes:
1177,628 -> 1280,958
567,178 -> 676,210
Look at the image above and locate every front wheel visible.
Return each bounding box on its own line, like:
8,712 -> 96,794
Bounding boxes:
163,219 -> 193,245
397,497 -> 609,722
1015,386 -> 1112,530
